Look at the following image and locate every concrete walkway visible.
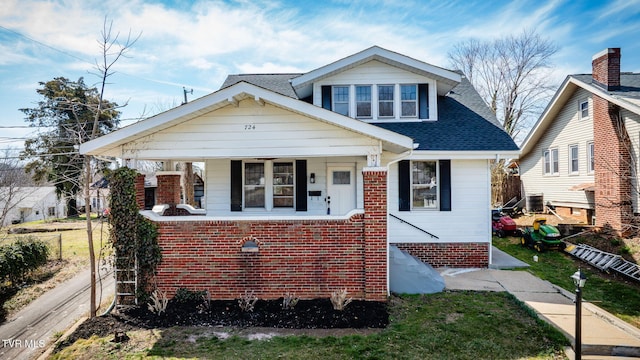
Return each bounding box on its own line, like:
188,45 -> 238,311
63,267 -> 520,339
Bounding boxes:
440,249 -> 640,359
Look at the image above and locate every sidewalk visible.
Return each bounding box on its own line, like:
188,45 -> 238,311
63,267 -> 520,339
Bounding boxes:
440,264 -> 640,359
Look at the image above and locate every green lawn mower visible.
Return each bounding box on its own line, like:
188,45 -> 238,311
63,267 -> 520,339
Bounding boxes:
520,218 -> 566,252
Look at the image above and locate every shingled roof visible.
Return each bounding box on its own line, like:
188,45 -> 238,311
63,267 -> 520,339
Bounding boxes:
220,71 -> 518,152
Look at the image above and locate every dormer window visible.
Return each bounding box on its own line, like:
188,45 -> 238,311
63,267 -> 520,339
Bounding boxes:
356,85 -> 372,118
333,86 -> 349,116
401,85 -> 418,117
320,82 -> 431,121
378,85 -> 394,117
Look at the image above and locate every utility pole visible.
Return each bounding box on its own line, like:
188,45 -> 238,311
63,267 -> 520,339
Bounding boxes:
182,87 -> 193,105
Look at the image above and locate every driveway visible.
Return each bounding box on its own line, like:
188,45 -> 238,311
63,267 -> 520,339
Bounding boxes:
0,267 -> 114,360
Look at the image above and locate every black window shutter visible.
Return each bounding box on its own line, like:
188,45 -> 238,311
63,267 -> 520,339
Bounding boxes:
439,160 -> 451,211
321,86 -> 332,110
398,160 -> 410,211
230,160 -> 242,211
418,84 -> 429,119
295,160 -> 307,211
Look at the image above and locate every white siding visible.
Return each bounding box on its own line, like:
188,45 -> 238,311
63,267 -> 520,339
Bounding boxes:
312,60 -> 438,120
520,88 -> 594,209
204,156 -> 367,216
387,159 -> 492,244
122,100 -> 381,160
622,108 -> 640,212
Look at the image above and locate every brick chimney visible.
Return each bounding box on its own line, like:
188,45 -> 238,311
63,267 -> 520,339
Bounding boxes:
592,47 -> 633,234
592,48 -> 620,90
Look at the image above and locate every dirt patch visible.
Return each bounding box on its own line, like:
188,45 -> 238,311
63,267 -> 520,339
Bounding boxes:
56,297 -> 388,352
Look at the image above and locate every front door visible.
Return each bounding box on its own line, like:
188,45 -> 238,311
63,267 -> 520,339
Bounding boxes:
327,166 -> 356,215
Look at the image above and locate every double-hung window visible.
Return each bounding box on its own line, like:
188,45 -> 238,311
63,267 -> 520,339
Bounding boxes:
543,148 -> 559,175
569,145 -> 579,174
244,163 -> 266,208
412,161 -> 438,209
332,86 -> 349,116
587,141 -> 594,174
401,84 -> 417,117
579,100 -> 589,119
378,85 -> 394,117
244,161 -> 295,209
356,85 -> 372,118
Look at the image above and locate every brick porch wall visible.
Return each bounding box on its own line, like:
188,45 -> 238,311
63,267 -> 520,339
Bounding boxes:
363,169 -> 387,301
154,216 -> 372,300
394,242 -> 489,268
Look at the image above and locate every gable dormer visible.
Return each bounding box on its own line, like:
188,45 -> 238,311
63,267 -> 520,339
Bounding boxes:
291,46 -> 461,122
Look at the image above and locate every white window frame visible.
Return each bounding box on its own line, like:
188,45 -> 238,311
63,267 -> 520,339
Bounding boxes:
411,160 -> 438,210
587,141 -> 594,174
400,84 -> 418,118
579,100 -> 589,120
377,84 -> 395,118
243,161 -> 296,211
355,85 -> 372,118
569,144 -> 579,174
543,148 -> 559,175
332,86 -> 349,116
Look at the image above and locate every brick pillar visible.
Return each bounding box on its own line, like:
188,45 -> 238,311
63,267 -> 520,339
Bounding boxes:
363,168 -> 387,301
156,174 -> 181,205
135,174 -> 145,210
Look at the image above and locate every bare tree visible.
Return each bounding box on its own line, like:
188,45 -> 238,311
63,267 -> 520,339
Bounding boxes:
448,29 -> 558,139
448,29 -> 558,205
83,18 -> 140,317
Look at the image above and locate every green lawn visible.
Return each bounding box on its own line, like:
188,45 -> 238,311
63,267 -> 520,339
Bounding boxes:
51,292 -> 568,360
493,235 -> 640,328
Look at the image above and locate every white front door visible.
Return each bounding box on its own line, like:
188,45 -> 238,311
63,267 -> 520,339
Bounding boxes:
327,166 -> 356,215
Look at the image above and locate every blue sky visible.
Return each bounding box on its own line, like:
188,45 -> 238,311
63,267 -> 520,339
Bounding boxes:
1,0 -> 639,150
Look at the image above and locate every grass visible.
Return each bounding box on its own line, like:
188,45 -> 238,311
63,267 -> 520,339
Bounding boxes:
0,218 -> 111,319
50,292 -> 568,360
493,235 -> 640,328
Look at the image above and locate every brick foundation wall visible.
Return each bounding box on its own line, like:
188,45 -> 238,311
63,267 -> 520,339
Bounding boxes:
154,215 -> 375,300
394,242 -> 489,268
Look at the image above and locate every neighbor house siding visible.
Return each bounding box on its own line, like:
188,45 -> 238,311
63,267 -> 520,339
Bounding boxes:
621,108 -> 640,213
520,88 -> 594,210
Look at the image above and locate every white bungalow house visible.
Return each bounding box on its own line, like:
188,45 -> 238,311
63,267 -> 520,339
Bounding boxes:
519,48 -> 640,234
0,186 -> 65,226
80,46 -> 518,301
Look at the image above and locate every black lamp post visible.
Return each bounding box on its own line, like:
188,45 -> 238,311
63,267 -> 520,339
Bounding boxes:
571,268 -> 587,360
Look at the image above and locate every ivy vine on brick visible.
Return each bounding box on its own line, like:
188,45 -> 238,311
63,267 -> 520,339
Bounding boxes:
108,167 -> 162,301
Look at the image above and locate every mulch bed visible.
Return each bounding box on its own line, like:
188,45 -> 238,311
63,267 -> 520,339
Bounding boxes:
56,297 -> 388,351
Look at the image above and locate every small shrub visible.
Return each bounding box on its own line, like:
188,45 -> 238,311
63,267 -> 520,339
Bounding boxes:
620,245 -> 632,255
238,290 -> 258,312
148,290 -> 169,315
0,236 -> 49,285
330,288 -> 352,311
282,292 -> 299,310
174,288 -> 207,304
610,238 -> 622,246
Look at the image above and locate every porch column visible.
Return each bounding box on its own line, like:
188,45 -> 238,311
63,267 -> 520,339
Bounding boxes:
135,173 -> 145,210
363,167 -> 388,301
156,174 -> 181,205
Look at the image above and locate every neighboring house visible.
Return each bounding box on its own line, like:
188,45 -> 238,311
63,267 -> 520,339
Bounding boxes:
519,48 -> 640,233
80,46 -> 518,301
0,187 -> 65,226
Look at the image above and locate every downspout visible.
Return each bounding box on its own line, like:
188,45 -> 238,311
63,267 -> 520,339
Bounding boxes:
383,143 -> 417,296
